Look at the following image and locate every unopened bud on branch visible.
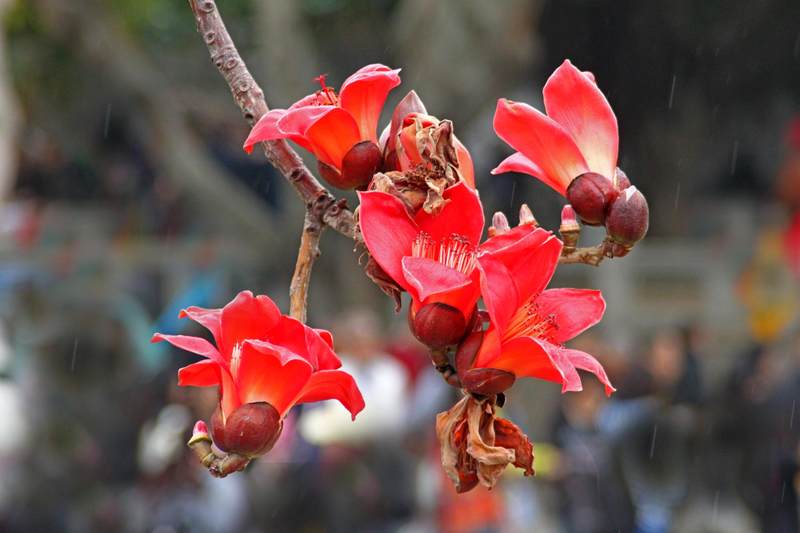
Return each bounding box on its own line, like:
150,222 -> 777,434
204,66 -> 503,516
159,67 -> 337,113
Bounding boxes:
566,172 -> 618,225
409,303 -> 470,349
319,141 -> 382,190
605,186 -> 649,249
489,212 -> 510,237
210,402 -> 283,458
518,204 -> 537,226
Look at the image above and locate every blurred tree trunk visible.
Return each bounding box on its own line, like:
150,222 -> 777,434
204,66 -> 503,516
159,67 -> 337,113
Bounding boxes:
0,0 -> 19,202
30,0 -> 277,245
390,0 -> 543,125
253,0 -> 318,106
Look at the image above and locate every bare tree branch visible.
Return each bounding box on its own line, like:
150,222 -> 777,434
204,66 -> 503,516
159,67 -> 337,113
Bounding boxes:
186,0 -> 356,239
289,213 -> 322,322
558,244 -> 609,266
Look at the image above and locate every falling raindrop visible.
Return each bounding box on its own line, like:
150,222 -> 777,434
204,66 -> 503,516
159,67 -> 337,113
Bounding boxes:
712,490 -> 719,525
510,179 -> 517,209
103,104 -> 113,139
649,424 -> 658,458
674,182 -> 681,211
71,338 -> 79,372
791,400 -> 796,429
668,75 -> 676,110
730,141 -> 739,175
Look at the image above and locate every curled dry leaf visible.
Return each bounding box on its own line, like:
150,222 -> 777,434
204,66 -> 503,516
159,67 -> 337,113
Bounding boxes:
374,118 -> 468,215
436,395 -> 535,493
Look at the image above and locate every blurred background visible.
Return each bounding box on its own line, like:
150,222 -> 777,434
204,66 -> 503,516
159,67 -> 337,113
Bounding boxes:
1,0 -> 800,531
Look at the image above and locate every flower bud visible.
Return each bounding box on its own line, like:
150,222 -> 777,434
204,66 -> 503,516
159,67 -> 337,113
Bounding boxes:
384,90 -> 427,165
518,204 -> 537,226
461,367 -> 516,396
210,401 -> 283,458
455,330 -> 484,379
613,168 -> 631,190
489,211 -> 510,236
560,204 -> 580,232
409,303 -> 469,349
318,141 -> 382,190
605,186 -> 649,247
566,172 -> 617,225
189,420 -> 211,445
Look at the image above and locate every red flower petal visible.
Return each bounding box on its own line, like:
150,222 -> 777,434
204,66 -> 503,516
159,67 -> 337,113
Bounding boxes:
479,224 -> 549,256
472,326 -> 503,368
304,325 -> 341,371
455,138 -> 475,188
293,369 -> 366,420
236,340 -> 313,416
303,107 -> 363,169
315,328 -> 335,350
414,181 -> 484,246
265,315 -> 342,371
243,109 -> 314,154
219,291 -> 282,358
491,151 -> 542,176
339,64 -> 401,142
357,189 -> 418,292
386,90 -> 427,154
534,288 -> 606,343
401,256 -> 479,313
289,92 -> 325,109
177,359 -> 220,387
476,254 -> 519,337
478,233 -> 562,333
178,306 -> 222,346
543,60 -> 618,179
150,333 -> 227,368
562,347 -> 616,396
482,336 -> 568,386
491,152 -> 566,195
493,98 -> 588,196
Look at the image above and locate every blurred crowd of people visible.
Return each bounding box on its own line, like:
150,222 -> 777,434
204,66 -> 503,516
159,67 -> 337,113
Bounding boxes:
3,259 -> 800,533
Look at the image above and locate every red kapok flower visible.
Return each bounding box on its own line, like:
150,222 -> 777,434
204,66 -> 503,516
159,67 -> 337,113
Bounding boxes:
243,64 -> 401,189
358,182 -> 484,348
465,226 -> 615,395
491,59 -> 618,197
358,183 -> 546,350
152,291 -> 365,458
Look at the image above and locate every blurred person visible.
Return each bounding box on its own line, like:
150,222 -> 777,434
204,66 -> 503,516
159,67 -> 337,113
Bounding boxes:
297,308 -> 415,532
550,376 -> 634,533
727,334 -> 800,533
599,328 -> 703,533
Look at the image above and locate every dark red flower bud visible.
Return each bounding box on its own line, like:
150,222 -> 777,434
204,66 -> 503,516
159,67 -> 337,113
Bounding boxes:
455,330 -> 484,378
461,367 -> 516,395
210,401 -> 283,458
566,172 -> 617,225
409,303 -> 469,349
605,186 -> 649,247
318,141 -> 382,190
613,167 -> 631,190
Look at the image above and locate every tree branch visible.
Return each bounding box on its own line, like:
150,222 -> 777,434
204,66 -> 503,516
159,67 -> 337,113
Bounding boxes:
558,244 -> 609,266
186,0 -> 356,239
289,212 -> 323,321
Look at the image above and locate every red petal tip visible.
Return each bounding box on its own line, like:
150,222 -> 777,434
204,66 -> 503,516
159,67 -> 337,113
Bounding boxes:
193,420 -> 209,436
561,204 -> 577,224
